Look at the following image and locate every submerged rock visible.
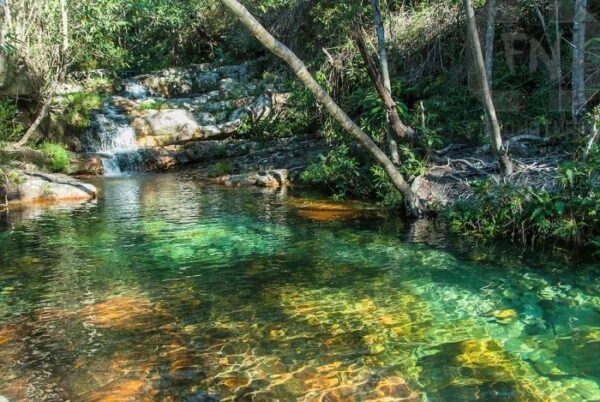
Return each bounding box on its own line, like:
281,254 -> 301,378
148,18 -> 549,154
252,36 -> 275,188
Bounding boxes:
286,198 -> 380,222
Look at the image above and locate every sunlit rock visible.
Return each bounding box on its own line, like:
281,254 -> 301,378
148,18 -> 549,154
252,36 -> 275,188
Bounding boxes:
82,295 -> 165,330
0,169 -> 97,206
286,198 -> 380,222
85,378 -> 153,402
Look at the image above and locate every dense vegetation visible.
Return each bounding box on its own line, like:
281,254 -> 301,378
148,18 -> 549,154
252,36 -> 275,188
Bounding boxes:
1,0 -> 599,250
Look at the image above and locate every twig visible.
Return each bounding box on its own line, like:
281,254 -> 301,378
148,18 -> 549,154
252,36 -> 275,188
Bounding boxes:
449,158 -> 490,176
505,134 -> 550,147
584,122 -> 599,160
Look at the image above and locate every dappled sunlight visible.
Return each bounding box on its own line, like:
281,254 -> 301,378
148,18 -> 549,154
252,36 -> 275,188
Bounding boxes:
1,175 -> 600,400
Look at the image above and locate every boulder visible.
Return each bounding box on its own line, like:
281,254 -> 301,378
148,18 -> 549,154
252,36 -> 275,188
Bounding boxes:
69,154 -> 104,175
133,109 -> 201,146
0,168 -> 97,206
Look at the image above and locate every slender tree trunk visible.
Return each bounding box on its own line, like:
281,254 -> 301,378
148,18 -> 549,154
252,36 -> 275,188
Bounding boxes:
60,0 -> 69,55
484,0 -> 496,85
12,101 -> 50,148
370,0 -> 400,164
353,29 -> 414,141
463,0 -> 513,176
220,0 -> 423,216
483,0 -> 496,151
572,0 -> 587,125
555,0 -> 563,115
0,0 -> 10,89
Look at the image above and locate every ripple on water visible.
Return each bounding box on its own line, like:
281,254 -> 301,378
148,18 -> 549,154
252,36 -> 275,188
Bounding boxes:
1,174 -> 600,401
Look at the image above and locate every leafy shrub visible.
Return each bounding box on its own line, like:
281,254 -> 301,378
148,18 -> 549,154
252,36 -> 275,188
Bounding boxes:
209,161 -> 232,177
447,157 -> 600,250
58,92 -> 103,129
0,99 -> 24,143
39,143 -> 70,173
238,81 -> 319,141
301,144 -> 367,199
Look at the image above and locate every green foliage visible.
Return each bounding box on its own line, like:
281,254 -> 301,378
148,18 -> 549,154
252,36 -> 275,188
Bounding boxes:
84,76 -> 118,93
0,99 -> 24,143
238,81 -> 319,140
7,170 -> 25,186
57,92 -> 103,129
135,100 -> 175,111
209,161 -> 232,177
448,157 -> 600,250
370,165 -> 403,206
39,143 -> 71,173
301,144 -> 367,200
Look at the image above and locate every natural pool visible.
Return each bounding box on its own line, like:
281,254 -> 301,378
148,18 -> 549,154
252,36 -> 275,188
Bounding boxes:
0,172 -> 600,401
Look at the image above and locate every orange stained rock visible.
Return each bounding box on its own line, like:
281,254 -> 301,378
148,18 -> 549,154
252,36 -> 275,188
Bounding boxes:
372,376 -> 419,400
0,325 -> 17,346
82,295 -> 164,330
221,375 -> 251,391
85,378 -> 151,402
304,374 -> 340,391
297,209 -> 361,222
287,198 -> 374,222
378,315 -> 395,326
313,384 -> 357,402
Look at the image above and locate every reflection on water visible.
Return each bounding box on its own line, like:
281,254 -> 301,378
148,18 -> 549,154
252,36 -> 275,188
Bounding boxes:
1,172 -> 600,401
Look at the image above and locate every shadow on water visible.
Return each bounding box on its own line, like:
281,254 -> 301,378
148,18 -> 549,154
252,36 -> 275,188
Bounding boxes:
1,172 -> 600,401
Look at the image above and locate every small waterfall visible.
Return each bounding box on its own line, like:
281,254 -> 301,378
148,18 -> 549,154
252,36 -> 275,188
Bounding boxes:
86,101 -> 144,176
124,81 -> 149,99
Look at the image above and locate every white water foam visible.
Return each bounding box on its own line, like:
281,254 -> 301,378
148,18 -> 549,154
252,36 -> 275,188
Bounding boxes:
86,101 -> 143,176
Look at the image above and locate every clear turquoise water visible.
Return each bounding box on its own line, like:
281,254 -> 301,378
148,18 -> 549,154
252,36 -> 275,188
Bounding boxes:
1,172 -> 600,401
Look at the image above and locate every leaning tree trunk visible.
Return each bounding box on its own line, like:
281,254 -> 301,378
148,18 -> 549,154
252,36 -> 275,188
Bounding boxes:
353,29 -> 414,142
463,0 -> 513,176
220,0 -> 423,216
572,0 -> 587,125
370,0 -> 400,164
12,101 -> 50,148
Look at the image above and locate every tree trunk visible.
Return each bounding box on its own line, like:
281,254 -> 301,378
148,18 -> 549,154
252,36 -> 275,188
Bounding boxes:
463,0 -> 513,176
483,0 -> 496,155
370,0 -> 400,164
12,101 -> 50,148
353,29 -> 414,142
220,0 -> 423,216
572,0 -> 587,125
484,0 -> 496,85
60,0 -> 69,54
555,0 -> 562,115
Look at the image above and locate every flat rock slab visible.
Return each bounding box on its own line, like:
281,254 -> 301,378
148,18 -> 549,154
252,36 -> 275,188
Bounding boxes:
215,169 -> 289,188
1,169 -> 97,206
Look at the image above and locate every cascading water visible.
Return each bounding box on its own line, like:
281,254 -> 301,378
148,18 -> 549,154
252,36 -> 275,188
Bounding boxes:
86,102 -> 144,176
86,80 -> 151,176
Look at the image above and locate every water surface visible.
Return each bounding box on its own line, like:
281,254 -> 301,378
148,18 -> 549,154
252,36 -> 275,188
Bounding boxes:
1,173 -> 600,401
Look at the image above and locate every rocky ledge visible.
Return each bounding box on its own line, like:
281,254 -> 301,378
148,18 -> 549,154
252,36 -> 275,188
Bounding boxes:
187,136 -> 326,188
0,166 -> 96,207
